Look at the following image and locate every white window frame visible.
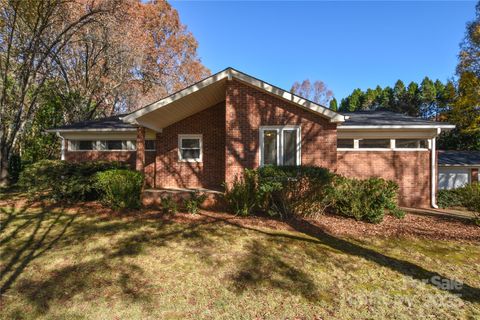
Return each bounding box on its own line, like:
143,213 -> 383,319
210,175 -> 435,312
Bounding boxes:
337,138 -> 430,152
178,134 -> 203,162
68,140 -> 136,152
259,125 -> 301,166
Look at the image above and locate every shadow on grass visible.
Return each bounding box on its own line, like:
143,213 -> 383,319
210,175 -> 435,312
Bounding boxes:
0,202 -> 76,296
197,212 -> 480,304
1,200 -> 479,315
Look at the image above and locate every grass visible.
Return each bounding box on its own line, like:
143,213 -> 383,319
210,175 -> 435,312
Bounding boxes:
0,195 -> 479,319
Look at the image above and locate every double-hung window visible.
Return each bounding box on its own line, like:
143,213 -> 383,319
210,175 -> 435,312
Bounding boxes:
260,126 -> 301,166
178,134 -> 202,162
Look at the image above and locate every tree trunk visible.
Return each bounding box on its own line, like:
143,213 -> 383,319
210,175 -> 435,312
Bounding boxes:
0,147 -> 9,187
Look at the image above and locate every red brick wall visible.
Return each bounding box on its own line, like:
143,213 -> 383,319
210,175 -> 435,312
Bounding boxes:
154,102 -> 226,190
225,80 -> 337,185
337,151 -> 431,207
472,168 -> 479,184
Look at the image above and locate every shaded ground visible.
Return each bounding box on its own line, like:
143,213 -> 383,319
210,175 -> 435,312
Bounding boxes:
0,192 -> 479,319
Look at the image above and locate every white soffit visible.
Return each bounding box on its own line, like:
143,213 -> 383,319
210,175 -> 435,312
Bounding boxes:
122,68 -> 345,131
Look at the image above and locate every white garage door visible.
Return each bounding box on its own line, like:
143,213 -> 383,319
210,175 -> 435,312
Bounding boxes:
438,167 -> 470,190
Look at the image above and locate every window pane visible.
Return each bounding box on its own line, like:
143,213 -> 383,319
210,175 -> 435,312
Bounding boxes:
107,140 -> 123,150
78,141 -> 94,150
263,130 -> 277,165
338,139 -> 354,148
125,140 -> 136,151
69,141 -> 79,151
181,138 -> 200,149
145,140 -> 155,150
359,139 -> 390,148
283,130 -> 297,165
181,149 -> 200,159
396,139 -> 428,149
97,141 -> 106,150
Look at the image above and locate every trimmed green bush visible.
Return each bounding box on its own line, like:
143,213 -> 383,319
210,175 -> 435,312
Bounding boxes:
18,160 -> 126,201
256,165 -> 333,218
328,176 -> 404,223
183,192 -> 207,214
223,165 -> 403,223
438,183 -> 480,224
95,169 -> 143,209
223,169 -> 258,216
437,189 -> 464,209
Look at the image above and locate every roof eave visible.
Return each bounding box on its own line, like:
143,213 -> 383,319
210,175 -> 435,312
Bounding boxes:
338,124 -> 456,130
121,67 -> 345,126
46,128 -> 137,133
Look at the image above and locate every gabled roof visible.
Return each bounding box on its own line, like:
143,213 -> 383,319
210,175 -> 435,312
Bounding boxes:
339,111 -> 455,129
122,67 -> 345,131
438,150 -> 480,166
47,114 -> 136,132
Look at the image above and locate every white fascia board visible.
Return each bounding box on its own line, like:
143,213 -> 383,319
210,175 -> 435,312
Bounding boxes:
122,68 -> 345,125
122,70 -> 231,123
338,125 -> 456,129
45,128 -> 137,133
228,69 -> 344,123
438,164 -> 480,168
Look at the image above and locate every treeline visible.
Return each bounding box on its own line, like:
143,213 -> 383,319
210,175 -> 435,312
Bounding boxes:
337,2 -> 480,151
0,0 -> 209,183
339,78 -> 456,119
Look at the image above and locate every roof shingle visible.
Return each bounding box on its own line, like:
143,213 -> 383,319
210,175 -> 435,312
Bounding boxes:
340,111 -> 450,127
438,150 -> 480,166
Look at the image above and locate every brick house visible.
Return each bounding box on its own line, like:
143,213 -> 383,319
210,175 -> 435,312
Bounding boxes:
49,68 -> 454,208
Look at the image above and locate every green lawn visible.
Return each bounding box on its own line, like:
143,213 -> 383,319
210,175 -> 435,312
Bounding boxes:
1,195 -> 479,319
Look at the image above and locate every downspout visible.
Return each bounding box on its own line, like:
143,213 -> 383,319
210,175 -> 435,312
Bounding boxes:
56,132 -> 65,161
431,128 -> 441,209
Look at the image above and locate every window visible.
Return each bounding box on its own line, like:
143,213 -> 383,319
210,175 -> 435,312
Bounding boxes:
395,139 -> 428,149
69,140 -> 136,151
178,135 -> 202,162
107,140 -> 123,150
145,140 -> 156,151
69,140 -> 95,151
358,139 -> 390,149
337,139 -> 354,149
260,126 -> 300,166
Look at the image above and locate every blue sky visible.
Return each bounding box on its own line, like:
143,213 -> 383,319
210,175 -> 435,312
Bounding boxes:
171,1 -> 476,101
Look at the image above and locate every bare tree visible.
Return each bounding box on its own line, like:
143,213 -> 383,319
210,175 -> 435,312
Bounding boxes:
290,79 -> 334,106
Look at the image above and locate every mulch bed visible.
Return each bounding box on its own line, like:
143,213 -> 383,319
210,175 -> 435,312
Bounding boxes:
2,195 -> 479,242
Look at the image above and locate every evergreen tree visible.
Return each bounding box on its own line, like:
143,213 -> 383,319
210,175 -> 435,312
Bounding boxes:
419,77 -> 437,118
329,98 -> 338,111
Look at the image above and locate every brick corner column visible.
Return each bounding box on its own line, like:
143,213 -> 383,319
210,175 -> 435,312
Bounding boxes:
472,168 -> 479,184
224,80 -> 236,187
136,126 -> 145,173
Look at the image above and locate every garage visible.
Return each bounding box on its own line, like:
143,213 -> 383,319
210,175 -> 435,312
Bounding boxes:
438,151 -> 480,190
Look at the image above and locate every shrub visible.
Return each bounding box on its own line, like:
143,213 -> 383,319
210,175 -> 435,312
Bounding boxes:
438,183 -> 480,223
160,195 -> 178,215
437,189 -> 464,209
183,191 -> 207,214
328,176 -> 404,223
95,169 -> 143,209
18,160 -> 126,201
256,165 -> 333,218
223,169 -> 258,216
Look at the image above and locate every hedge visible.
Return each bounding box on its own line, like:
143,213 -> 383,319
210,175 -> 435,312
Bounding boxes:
224,165 -> 405,223
18,160 -> 127,201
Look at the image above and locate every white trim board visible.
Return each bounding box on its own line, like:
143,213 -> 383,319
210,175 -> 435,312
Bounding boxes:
122,68 -> 345,127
